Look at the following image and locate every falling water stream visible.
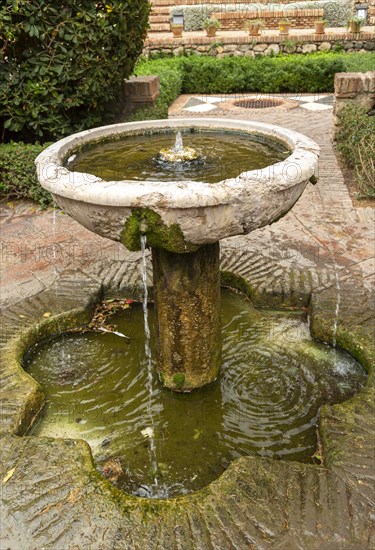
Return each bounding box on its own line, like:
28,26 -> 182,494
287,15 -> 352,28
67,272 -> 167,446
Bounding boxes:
140,235 -> 159,493
332,270 -> 341,349
51,207 -> 67,370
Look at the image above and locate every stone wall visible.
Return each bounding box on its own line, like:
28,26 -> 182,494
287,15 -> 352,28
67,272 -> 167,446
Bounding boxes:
213,9 -> 324,30
144,32 -> 375,57
333,71 -> 375,136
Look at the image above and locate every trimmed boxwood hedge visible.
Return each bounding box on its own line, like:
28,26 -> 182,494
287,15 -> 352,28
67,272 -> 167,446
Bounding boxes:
135,52 -> 375,98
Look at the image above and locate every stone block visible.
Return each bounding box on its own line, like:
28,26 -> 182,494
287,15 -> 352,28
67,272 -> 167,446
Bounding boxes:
302,43 -> 317,53
334,72 -> 365,96
318,42 -> 331,51
265,44 -> 280,56
124,76 -> 160,104
253,43 -> 268,52
333,71 -> 375,139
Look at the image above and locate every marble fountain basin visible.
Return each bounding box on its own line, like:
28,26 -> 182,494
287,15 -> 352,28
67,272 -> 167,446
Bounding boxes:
35,118 -> 320,253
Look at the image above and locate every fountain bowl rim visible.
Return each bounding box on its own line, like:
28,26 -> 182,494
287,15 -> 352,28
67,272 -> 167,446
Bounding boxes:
35,118 -> 319,209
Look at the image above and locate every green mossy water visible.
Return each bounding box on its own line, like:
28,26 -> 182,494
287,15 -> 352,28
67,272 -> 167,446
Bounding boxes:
68,131 -> 289,184
25,290 -> 366,499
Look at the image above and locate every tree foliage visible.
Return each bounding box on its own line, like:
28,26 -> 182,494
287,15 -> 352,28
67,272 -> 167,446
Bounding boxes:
0,0 -> 150,142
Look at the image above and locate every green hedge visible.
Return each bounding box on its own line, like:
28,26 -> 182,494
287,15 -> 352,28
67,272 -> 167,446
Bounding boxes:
341,52 -> 375,73
180,54 -> 346,94
133,52 -> 374,100
0,142 -> 53,207
336,104 -> 375,198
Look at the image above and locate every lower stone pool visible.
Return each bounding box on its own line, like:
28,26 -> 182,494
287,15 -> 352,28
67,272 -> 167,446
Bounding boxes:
24,290 -> 366,498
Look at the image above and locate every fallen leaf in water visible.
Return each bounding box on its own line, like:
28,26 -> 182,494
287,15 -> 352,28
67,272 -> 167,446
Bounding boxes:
43,312 -> 52,318
3,467 -> 16,483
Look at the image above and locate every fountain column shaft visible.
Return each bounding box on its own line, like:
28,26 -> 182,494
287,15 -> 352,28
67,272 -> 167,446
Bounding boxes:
152,243 -> 221,392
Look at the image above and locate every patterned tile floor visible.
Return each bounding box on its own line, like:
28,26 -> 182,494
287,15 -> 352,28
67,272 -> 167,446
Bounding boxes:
179,93 -> 333,113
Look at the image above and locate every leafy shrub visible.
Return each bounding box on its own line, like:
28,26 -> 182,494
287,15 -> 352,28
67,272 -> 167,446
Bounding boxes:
0,0 -> 150,142
336,104 -> 375,198
181,57 -> 248,94
172,6 -> 213,31
0,142 -> 53,207
342,52 -> 375,73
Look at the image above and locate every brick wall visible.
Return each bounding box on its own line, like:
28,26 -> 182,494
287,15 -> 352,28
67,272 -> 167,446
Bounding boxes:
333,71 -> 375,137
212,9 -> 324,30
369,0 -> 375,25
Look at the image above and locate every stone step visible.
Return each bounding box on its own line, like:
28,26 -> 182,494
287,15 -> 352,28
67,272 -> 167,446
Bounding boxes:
150,6 -> 170,15
149,14 -> 170,23
151,0 -> 176,5
149,23 -> 171,32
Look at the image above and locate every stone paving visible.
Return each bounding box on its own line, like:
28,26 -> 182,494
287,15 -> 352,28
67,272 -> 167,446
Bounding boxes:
0,101 -> 374,548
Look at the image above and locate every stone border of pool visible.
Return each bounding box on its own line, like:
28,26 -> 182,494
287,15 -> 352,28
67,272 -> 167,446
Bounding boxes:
0,264 -> 374,549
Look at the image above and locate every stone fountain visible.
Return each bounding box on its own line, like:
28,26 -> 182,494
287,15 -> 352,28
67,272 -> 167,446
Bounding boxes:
35,118 -> 320,392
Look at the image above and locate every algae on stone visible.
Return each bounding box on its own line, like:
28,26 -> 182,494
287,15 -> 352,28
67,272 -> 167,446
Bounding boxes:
120,208 -> 198,254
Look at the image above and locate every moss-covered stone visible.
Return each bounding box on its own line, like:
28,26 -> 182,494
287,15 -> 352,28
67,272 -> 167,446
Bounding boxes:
120,208 -> 198,254
0,276 -> 374,548
220,270 -> 255,299
309,286 -> 374,474
1,307 -> 93,437
172,373 -> 185,389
